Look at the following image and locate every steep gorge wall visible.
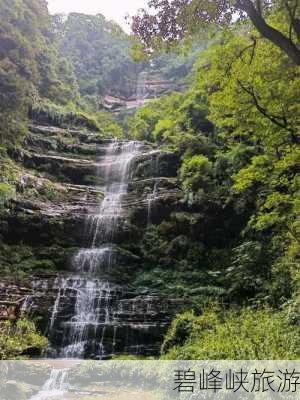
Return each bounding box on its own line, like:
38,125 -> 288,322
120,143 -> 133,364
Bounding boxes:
0,123 -> 186,357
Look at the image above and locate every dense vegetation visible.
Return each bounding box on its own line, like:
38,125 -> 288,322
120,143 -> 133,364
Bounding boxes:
52,12 -> 203,113
52,13 -> 143,107
132,0 -> 300,65
0,319 -> 47,359
0,1 -> 130,354
162,307 -> 300,359
130,4 -> 299,358
0,0 -> 128,148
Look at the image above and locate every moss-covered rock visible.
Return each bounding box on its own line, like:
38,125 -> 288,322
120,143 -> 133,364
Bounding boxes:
0,243 -> 80,279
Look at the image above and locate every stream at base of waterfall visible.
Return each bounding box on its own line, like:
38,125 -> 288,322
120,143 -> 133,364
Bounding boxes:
47,141 -> 142,359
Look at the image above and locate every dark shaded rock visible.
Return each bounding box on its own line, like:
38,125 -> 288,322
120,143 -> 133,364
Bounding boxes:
1,124 -> 187,359
133,150 -> 180,180
0,281 -> 33,321
28,124 -> 67,137
127,177 -> 184,226
2,209 -> 85,247
22,152 -> 100,185
24,277 -> 187,358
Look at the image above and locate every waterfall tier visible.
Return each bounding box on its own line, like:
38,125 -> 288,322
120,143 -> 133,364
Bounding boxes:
3,125 -> 185,358
47,141 -> 145,358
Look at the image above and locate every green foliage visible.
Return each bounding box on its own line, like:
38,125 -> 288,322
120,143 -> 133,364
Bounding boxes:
225,241 -> 267,301
0,242 -> 77,280
132,219 -> 229,302
161,311 -> 200,354
128,90 -> 213,151
53,12 -> 201,110
0,0 -> 298,361
0,2 -> 126,146
132,0 -> 300,65
52,13 -> 144,107
94,111 -> 123,138
0,0 -> 79,145
30,100 -> 97,129
180,155 -> 213,192
123,16 -> 300,368
0,148 -> 19,210
30,100 -> 123,137
233,155 -> 272,192
162,307 -> 300,359
128,94 -> 183,143
0,318 -> 48,359
0,183 -> 15,206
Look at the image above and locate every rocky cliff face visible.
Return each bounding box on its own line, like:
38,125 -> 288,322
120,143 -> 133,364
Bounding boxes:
0,123 -> 186,358
102,74 -> 186,113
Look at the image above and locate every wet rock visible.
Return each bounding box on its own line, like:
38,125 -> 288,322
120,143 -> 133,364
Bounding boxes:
1,124 -> 186,359
22,152 -> 100,185
133,150 -> 180,180
126,177 -> 183,225
25,277 -> 186,358
2,381 -> 36,400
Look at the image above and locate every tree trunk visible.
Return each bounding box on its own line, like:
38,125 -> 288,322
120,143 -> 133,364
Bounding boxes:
236,0 -> 300,65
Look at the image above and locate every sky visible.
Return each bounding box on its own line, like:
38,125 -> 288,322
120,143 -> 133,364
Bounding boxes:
47,0 -> 148,32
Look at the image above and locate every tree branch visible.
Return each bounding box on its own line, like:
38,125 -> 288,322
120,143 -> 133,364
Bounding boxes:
236,0 -> 300,65
283,0 -> 300,41
225,37 -> 257,76
237,80 -> 298,142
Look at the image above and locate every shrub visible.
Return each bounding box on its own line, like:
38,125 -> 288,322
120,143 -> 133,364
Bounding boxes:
0,183 -> 15,206
0,318 -> 48,359
180,155 -> 213,192
162,307 -> 300,359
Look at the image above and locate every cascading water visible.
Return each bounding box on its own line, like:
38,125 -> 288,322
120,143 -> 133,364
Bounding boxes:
30,369 -> 69,400
136,71 -> 148,106
48,141 -> 142,359
89,141 -> 141,245
147,182 -> 158,225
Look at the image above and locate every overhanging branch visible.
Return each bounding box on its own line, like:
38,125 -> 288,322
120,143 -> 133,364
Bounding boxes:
236,0 -> 300,65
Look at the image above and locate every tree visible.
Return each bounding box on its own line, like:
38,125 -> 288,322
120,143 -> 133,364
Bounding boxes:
129,11 -> 299,308
131,0 -> 300,64
0,0 -> 79,144
0,0 -> 50,143
193,24 -> 299,305
180,155 -> 213,192
53,13 -> 145,106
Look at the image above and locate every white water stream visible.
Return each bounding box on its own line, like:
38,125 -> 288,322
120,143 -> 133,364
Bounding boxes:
48,141 -> 142,359
30,369 -> 69,400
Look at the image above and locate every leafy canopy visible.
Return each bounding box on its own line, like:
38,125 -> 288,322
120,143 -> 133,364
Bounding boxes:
132,0 -> 300,64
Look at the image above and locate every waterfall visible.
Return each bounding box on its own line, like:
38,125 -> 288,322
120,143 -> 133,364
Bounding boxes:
136,71 -> 148,106
48,141 -> 142,359
89,141 -> 141,245
20,294 -> 33,315
30,369 -> 69,400
147,182 -> 158,225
